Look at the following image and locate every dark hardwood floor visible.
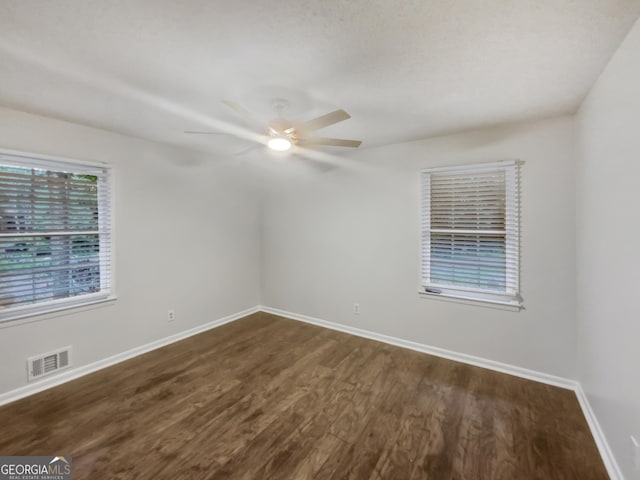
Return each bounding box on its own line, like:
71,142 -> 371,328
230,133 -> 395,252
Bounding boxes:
0,312 -> 608,479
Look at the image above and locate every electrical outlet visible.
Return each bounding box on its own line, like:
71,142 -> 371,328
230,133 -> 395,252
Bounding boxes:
353,303 -> 360,314
632,435 -> 640,471
168,309 -> 175,322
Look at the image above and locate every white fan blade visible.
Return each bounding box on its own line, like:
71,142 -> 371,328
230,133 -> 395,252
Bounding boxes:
184,130 -> 230,135
297,137 -> 362,148
295,109 -> 351,133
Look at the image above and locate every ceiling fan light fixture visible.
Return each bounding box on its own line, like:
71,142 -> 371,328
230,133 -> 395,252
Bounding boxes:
267,136 -> 292,151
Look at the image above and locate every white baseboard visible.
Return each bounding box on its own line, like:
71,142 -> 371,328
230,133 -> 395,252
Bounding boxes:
0,306 -> 259,407
259,305 -> 575,389
574,384 -> 623,480
259,305 -> 622,480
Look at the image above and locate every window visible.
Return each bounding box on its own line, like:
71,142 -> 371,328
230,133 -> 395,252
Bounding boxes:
421,161 -> 521,306
0,151 -> 112,321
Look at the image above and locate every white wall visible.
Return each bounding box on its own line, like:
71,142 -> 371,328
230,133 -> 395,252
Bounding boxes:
262,116 -> 577,378
576,18 -> 640,480
0,24 -> 637,471
0,106 -> 261,394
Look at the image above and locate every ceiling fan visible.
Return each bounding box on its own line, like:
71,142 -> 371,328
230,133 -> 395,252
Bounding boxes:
185,98 -> 362,153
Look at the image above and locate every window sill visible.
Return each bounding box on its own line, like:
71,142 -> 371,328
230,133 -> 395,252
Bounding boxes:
0,295 -> 118,327
418,289 -> 523,311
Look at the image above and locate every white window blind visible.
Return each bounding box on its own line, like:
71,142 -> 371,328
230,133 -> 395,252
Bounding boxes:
421,161 -> 521,306
0,151 -> 112,320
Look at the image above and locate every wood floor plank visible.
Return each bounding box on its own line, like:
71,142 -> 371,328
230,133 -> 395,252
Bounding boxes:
0,312 -> 609,479
283,432 -> 347,480
451,366 -> 498,479
371,355 -> 441,479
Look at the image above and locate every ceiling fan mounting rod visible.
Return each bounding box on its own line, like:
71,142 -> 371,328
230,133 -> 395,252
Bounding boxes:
270,98 -> 290,118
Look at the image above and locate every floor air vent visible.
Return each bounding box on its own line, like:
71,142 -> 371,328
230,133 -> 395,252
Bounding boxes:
28,347 -> 72,381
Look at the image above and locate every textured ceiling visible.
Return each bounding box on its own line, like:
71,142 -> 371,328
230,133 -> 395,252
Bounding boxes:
1,0 -> 639,157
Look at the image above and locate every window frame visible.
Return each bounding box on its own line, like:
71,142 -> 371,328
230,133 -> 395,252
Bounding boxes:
420,160 -> 522,308
0,148 -> 115,322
